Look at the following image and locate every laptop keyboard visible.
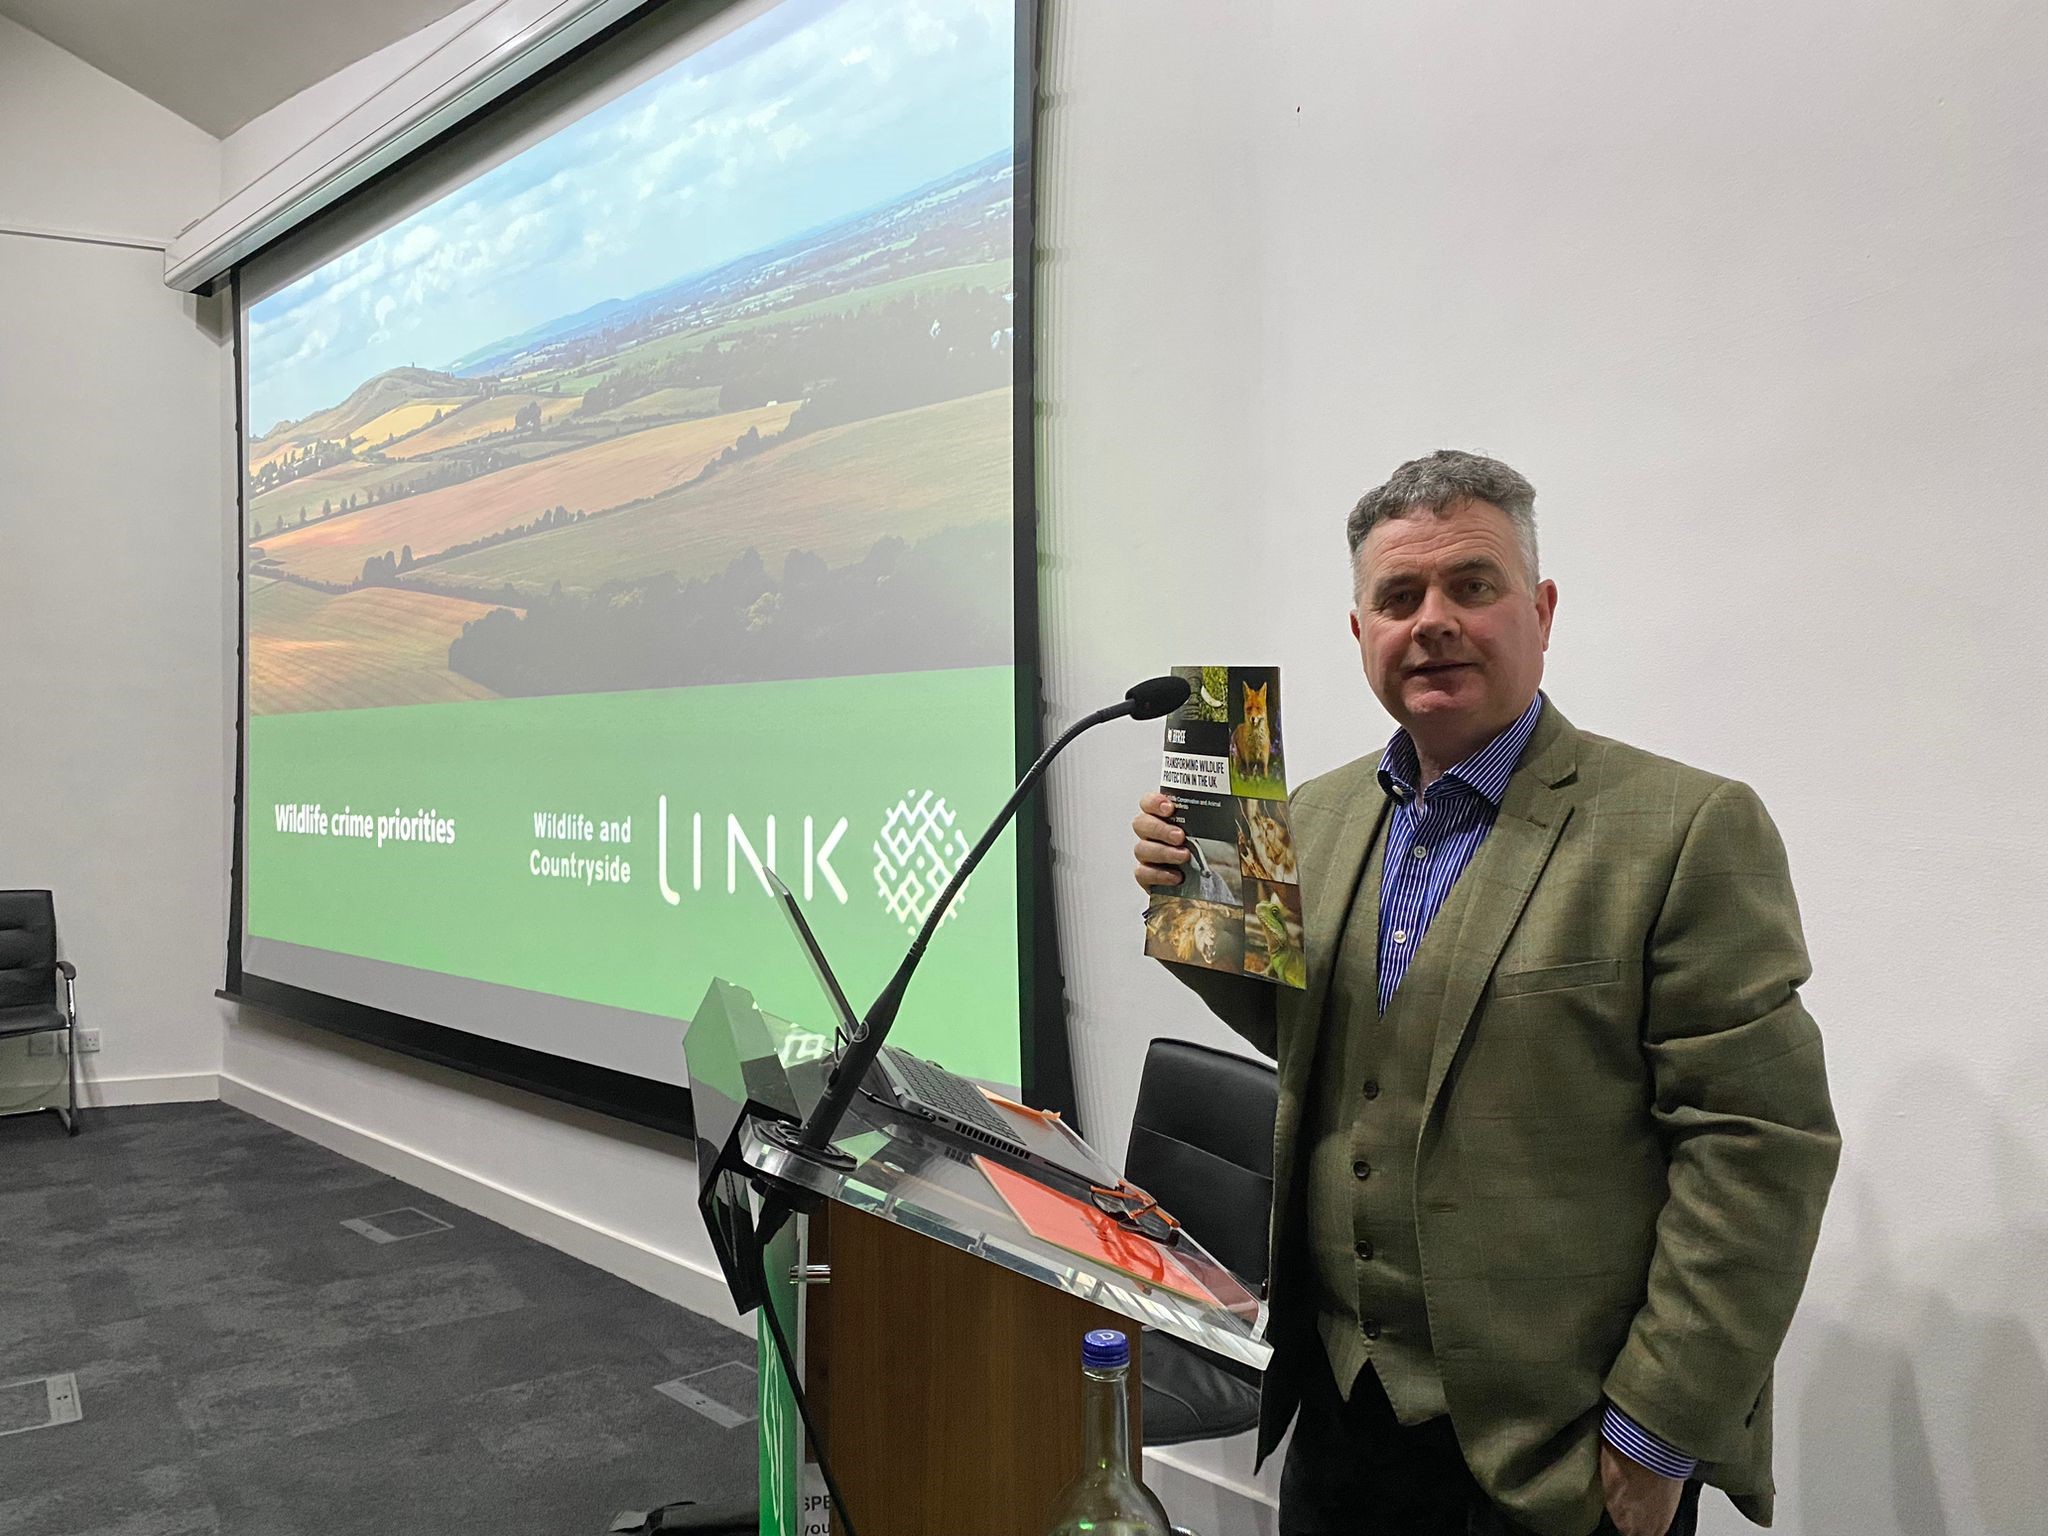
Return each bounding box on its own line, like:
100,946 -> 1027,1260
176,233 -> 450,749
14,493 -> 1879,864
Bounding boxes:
882,1047 -> 1018,1139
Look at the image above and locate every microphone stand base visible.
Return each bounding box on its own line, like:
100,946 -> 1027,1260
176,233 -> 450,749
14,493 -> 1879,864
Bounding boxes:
759,1117 -> 858,1171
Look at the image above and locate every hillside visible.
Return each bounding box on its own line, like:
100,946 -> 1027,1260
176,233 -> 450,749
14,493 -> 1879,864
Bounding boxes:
253,366 -> 475,451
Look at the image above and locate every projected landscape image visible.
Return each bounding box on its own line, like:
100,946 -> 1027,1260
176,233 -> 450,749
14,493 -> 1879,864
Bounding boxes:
245,0 -> 1016,715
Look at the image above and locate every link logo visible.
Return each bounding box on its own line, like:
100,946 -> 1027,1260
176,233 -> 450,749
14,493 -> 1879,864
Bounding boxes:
873,790 -> 973,931
654,790 -> 975,928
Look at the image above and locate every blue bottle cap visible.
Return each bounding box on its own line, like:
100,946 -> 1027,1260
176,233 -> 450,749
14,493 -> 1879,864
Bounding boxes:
1082,1329 -> 1129,1368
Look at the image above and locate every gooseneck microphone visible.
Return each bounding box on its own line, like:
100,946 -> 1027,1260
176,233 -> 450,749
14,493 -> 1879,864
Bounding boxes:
743,675 -> 1191,1535
764,674 -> 1190,1172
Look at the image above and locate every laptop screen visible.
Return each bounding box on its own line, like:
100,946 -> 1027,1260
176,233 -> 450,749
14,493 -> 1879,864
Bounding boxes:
763,869 -> 863,1044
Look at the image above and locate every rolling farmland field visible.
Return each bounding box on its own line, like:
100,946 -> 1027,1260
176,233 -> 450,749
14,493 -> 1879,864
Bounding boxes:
430,388 -> 1011,594
250,459 -> 446,534
356,399 -> 467,448
256,400 -> 800,584
581,385 -> 724,424
248,581 -> 510,713
385,393 -> 583,458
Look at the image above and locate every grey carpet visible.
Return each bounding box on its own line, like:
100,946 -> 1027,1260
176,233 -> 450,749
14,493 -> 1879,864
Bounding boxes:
0,1101 -> 756,1535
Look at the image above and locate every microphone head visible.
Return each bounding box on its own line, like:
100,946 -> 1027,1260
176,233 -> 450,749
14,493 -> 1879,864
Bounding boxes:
1125,674 -> 1192,720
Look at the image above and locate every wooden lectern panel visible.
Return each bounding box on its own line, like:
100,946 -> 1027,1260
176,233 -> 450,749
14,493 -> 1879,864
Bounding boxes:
809,1201 -> 1143,1535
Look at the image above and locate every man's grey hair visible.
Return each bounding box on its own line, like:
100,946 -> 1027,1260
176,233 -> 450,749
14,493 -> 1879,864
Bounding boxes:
1346,450 -> 1540,589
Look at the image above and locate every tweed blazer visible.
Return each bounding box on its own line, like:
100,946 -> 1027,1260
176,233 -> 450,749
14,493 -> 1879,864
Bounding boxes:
1173,699 -> 1840,1536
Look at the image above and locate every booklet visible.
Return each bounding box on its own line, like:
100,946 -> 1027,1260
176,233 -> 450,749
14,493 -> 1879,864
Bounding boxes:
1143,665 -> 1306,988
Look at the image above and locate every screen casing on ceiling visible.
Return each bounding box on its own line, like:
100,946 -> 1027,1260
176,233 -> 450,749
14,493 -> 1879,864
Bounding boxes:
169,0 -> 665,294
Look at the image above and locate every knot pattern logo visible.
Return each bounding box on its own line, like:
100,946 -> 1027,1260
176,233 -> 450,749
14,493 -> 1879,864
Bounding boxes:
873,791 -> 973,930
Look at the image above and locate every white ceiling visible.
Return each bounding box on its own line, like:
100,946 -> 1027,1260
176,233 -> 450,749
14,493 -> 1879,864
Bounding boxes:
0,0 -> 483,137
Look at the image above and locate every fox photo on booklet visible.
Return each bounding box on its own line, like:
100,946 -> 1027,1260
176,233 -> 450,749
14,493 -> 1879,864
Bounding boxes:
1143,665 -> 1304,988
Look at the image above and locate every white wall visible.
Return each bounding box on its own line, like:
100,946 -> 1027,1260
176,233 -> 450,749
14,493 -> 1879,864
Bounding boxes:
0,14 -> 229,1110
1038,3 -> 2048,1533
0,14 -> 217,244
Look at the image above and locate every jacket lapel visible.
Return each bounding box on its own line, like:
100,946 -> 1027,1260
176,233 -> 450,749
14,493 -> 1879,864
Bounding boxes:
1420,703 -> 1580,1123
1270,759 -> 1389,1229
1298,770 -> 1388,1040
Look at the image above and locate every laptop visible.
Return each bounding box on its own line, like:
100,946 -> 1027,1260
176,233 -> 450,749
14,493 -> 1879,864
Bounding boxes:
760,870 -> 1115,1195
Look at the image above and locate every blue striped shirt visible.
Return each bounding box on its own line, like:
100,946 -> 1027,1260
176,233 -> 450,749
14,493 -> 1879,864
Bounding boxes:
1374,693 -> 1545,1013
1373,692 -> 1698,1482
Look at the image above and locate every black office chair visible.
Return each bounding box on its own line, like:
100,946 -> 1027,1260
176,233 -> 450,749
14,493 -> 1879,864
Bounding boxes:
1125,1037 -> 1276,1446
0,890 -> 80,1135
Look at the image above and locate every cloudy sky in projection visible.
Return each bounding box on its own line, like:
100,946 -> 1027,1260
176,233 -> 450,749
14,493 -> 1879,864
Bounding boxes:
248,0 -> 1013,433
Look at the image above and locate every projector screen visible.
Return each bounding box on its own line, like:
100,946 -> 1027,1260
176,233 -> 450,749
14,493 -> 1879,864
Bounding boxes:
231,0 -> 1044,1116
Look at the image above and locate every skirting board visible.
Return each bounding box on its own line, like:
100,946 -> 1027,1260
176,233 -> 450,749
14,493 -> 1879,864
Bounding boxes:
218,1072 -> 745,1335
79,1071 -> 222,1108
1143,1445 -> 1280,1535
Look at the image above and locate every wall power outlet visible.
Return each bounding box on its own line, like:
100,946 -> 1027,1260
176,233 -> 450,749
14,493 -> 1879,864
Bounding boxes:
28,1033 -> 55,1057
76,1029 -> 101,1054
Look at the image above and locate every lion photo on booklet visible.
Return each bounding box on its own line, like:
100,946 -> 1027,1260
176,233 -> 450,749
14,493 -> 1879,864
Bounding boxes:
1143,897 -> 1241,972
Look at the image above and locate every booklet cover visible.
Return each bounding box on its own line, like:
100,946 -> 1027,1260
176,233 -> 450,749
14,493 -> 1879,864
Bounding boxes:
1143,666 -> 1306,988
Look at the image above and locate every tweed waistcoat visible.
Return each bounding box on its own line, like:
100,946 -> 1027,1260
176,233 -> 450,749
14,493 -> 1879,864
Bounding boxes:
1304,798 -> 1491,1425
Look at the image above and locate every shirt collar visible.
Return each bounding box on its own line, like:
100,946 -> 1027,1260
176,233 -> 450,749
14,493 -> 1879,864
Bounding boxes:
1378,693 -> 1545,808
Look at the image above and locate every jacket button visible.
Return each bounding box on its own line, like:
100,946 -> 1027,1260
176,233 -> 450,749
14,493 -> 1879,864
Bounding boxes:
1362,1079 -> 1381,1100
1354,1239 -> 1374,1261
1362,1319 -> 1382,1340
1353,1159 -> 1372,1180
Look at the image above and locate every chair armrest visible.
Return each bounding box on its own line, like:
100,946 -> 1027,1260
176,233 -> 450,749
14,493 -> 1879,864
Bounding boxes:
55,960 -> 76,980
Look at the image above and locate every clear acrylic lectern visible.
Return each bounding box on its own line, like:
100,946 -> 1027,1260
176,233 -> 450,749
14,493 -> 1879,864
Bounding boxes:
683,978 -> 1271,1535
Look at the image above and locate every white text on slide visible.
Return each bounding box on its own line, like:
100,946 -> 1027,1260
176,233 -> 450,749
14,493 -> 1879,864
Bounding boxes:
529,806 -> 633,889
273,803 -> 457,848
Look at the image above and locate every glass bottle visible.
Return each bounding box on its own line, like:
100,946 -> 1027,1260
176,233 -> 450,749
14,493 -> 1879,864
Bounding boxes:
1044,1329 -> 1174,1536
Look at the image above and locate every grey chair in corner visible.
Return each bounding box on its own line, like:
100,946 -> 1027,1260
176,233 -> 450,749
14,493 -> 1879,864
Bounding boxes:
1125,1037 -> 1277,1448
0,889 -> 80,1135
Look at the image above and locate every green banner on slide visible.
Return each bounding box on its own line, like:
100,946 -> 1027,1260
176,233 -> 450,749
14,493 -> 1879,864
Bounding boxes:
245,666 -> 1021,1082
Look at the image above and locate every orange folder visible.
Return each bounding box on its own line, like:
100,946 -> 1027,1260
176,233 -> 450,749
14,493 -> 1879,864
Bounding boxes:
974,1156 -> 1220,1306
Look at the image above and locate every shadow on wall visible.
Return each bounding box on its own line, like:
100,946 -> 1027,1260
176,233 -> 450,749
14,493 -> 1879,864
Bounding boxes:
1794,1083 -> 2048,1536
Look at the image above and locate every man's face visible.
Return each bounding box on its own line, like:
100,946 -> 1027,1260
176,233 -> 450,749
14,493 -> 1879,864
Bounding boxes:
1350,499 -> 1557,755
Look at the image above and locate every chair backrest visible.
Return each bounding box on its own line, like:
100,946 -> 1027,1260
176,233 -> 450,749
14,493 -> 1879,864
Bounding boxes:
1124,1037 -> 1278,1293
0,890 -> 57,1008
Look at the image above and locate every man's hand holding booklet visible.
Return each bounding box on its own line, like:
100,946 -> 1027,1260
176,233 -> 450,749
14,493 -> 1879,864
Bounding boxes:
1140,665 -> 1306,988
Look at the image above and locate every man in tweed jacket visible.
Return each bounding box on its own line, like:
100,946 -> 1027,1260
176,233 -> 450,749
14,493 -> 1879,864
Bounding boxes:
1132,452 -> 1839,1536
